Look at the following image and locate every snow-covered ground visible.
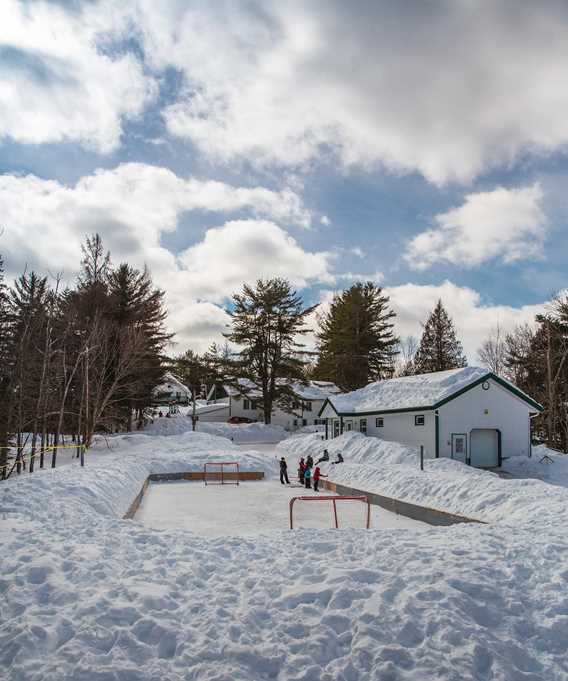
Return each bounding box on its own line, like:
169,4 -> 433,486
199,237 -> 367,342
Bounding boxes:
136,480 -> 427,534
2,422 -> 568,680
502,444 -> 568,489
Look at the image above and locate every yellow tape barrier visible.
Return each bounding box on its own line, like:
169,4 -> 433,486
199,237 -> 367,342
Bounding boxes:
0,444 -> 87,473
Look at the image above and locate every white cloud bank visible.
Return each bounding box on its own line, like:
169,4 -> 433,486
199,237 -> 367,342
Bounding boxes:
4,2 -> 568,183
0,164 -> 328,352
405,184 -> 548,269
137,1 -> 568,184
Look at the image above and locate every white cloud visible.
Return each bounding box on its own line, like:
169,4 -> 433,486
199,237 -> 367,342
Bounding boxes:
321,215 -> 331,226
405,184 -> 547,269
335,271 -> 384,284
127,1 -> 568,183
178,220 -> 333,303
0,0 -> 156,152
0,164 -> 328,352
385,280 -> 544,361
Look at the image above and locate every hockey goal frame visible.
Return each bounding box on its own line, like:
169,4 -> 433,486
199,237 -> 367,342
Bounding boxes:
289,495 -> 370,529
203,461 -> 240,486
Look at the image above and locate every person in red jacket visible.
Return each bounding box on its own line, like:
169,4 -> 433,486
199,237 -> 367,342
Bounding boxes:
312,465 -> 327,492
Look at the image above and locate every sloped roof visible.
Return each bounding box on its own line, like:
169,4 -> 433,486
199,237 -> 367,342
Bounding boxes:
223,378 -> 341,401
322,367 -> 543,415
154,372 -> 192,396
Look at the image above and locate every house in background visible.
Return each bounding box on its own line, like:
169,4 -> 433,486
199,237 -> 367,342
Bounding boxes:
207,379 -> 342,430
318,367 -> 543,468
153,372 -> 192,405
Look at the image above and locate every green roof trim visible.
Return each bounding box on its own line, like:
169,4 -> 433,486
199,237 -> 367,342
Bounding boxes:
318,371 -> 543,418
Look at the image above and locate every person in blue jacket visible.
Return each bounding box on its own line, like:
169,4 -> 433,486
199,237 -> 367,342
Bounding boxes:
304,464 -> 312,489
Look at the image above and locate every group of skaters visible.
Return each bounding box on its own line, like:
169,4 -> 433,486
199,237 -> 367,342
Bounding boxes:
279,449 -> 344,491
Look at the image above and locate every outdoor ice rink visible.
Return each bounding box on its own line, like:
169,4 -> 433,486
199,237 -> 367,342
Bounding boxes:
135,479 -> 428,535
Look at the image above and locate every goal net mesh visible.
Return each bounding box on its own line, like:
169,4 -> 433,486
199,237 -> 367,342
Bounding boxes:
289,495 -> 370,529
203,461 -> 240,486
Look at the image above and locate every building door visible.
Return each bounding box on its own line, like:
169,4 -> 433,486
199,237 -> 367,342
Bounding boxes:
359,419 -> 367,435
470,429 -> 499,467
344,421 -> 353,432
451,433 -> 467,463
333,420 -> 340,438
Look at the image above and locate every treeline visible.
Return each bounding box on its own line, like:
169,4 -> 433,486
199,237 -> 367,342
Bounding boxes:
172,280 -> 468,427
0,235 -> 170,477
477,294 -> 568,451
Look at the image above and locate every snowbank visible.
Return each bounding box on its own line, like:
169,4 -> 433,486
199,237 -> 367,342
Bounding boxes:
143,414 -> 287,443
502,444 -> 568,489
278,432 -> 568,528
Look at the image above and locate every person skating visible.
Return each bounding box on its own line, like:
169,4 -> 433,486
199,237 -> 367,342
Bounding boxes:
298,457 -> 306,484
304,464 -> 312,489
316,449 -> 329,465
313,465 -> 327,492
279,457 -> 290,484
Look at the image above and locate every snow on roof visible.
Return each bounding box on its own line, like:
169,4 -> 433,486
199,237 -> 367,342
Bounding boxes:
154,372 -> 192,396
326,367 -> 492,414
223,378 -> 341,401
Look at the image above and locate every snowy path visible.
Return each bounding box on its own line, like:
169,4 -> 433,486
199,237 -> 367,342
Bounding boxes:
135,480 -> 427,534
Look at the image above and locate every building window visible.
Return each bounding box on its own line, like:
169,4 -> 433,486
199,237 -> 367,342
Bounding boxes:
302,419 -> 307,426
293,419 -> 298,427
376,417 -> 384,428
415,415 -> 425,426
243,399 -> 250,410
304,401 -> 312,412
360,419 -> 367,435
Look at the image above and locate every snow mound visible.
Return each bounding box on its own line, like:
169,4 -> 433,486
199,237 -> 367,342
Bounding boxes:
143,415 -> 287,443
279,432 -> 568,527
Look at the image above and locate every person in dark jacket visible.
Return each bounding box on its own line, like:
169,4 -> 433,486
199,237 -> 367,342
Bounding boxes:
316,449 -> 329,464
298,458 -> 306,484
279,457 -> 290,484
331,452 -> 344,464
306,454 -> 314,468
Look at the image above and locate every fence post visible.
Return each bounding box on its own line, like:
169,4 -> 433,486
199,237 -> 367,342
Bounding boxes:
420,445 -> 424,471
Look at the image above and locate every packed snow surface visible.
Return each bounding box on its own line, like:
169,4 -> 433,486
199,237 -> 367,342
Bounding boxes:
2,425 -> 568,680
324,366 -> 536,413
136,480 -> 427,534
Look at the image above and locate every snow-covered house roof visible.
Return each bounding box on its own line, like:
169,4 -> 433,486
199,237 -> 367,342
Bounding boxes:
215,379 -> 341,402
153,372 -> 192,399
319,367 -> 543,415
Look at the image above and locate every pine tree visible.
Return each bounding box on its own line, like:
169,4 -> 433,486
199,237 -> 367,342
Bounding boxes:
225,278 -> 316,424
0,254 -> 14,465
315,282 -> 398,391
413,300 -> 467,374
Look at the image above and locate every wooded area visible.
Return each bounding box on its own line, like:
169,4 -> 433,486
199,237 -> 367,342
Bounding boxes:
0,235 -> 170,478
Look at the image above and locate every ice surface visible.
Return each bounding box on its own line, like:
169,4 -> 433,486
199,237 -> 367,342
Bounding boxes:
136,480 -> 427,534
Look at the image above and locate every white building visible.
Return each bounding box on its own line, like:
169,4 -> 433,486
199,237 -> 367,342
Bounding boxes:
207,379 -> 342,430
153,372 -> 192,405
318,367 -> 543,468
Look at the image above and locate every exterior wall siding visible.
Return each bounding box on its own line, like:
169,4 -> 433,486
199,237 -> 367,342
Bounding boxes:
438,378 -> 532,461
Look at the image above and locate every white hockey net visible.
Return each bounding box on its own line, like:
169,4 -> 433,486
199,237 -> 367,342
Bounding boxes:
289,495 -> 370,529
203,461 -> 240,486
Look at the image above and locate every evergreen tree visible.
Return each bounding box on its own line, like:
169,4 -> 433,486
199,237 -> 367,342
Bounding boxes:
315,282 -> 398,391
413,300 -> 467,373
225,278 -> 316,424
0,254 -> 14,462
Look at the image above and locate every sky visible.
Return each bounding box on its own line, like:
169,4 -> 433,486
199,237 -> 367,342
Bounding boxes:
1,0 -> 568,360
